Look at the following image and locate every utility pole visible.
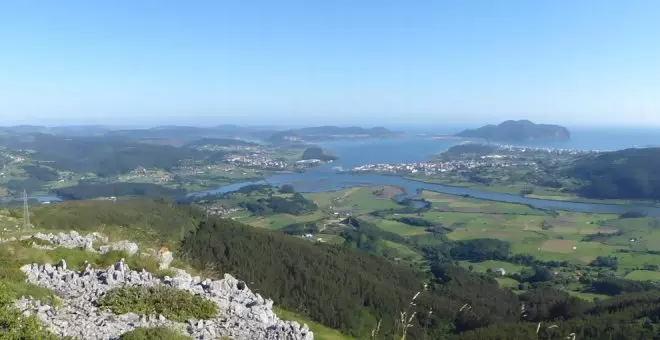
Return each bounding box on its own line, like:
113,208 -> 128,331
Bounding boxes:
23,189 -> 30,228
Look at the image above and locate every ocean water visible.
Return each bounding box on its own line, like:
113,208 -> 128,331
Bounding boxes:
320,127 -> 660,170
517,127 -> 660,151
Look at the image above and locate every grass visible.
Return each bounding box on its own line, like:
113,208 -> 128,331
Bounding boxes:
566,291 -> 610,301
421,190 -> 542,215
362,216 -> 429,236
459,260 -> 526,275
0,239 -> 173,306
0,304 -> 59,339
381,240 -> 424,263
274,307 -> 354,340
0,280 -> 59,339
317,234 -> 345,245
625,270 -> 660,281
98,286 -> 217,322
495,277 -> 521,289
119,327 -> 190,340
307,187 -> 401,214
29,199 -> 201,250
303,187 -> 660,272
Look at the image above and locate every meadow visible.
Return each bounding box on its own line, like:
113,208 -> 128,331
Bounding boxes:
229,185 -> 660,275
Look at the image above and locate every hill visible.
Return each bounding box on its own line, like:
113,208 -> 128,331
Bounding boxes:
6,197 -> 660,338
0,134 -> 205,177
456,120 -> 570,142
53,183 -> 186,200
568,147 -> 660,200
301,147 -> 338,161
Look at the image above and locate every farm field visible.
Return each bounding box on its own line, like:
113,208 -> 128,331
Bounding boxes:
210,184 -> 660,289
626,270 -> 660,281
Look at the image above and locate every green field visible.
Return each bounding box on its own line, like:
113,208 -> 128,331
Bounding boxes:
213,184 -> 660,276
567,291 -> 610,301
495,277 -> 521,289
317,234 -> 345,245
360,215 -> 430,236
381,240 -> 424,263
459,260 -> 526,275
409,176 -> 660,206
242,211 -> 326,230
625,270 -> 660,281
307,187 -> 401,213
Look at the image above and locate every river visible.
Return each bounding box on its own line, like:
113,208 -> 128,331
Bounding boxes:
31,127 -> 660,215
190,130 -> 660,216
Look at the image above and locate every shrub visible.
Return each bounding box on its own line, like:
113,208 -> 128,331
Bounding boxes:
98,286 -> 217,322
119,327 -> 190,340
19,237 -> 54,248
0,282 -> 59,339
0,306 -> 60,339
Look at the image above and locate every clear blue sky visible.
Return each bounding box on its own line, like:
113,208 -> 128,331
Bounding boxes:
1,0 -> 659,127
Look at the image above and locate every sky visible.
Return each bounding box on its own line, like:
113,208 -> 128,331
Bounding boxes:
1,0 -> 659,127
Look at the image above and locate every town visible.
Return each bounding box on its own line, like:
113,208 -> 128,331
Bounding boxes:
344,144 -> 599,177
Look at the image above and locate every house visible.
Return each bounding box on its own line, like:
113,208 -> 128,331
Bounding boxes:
495,268 -> 507,276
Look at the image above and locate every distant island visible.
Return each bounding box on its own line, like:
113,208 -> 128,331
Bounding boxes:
455,120 -> 571,142
268,125 -> 402,143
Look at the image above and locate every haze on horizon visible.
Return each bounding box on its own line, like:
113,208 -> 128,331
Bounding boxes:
1,0 -> 659,127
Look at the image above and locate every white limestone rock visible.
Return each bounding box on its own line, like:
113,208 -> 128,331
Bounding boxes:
20,261 -> 313,340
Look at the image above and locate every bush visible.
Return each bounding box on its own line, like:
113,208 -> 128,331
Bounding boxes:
119,327 -> 190,340
98,286 -> 217,322
0,282 -> 59,339
591,256 -> 618,270
0,306 -> 59,339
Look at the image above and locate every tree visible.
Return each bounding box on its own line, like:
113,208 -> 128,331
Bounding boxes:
280,184 -> 295,193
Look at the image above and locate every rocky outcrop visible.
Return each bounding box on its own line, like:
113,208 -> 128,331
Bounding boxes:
0,231 -> 107,251
19,261 -> 313,340
1,231 -> 140,256
99,240 -> 139,256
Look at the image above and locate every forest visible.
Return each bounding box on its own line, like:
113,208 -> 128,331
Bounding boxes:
568,147 -> 660,200
2,134 -> 207,177
182,217 -> 660,339
53,183 -> 185,200
241,192 -> 318,215
16,197 -> 660,338
181,220 -> 522,339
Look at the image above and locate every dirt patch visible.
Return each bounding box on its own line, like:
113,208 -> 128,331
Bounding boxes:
372,186 -> 404,200
540,239 -> 578,253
